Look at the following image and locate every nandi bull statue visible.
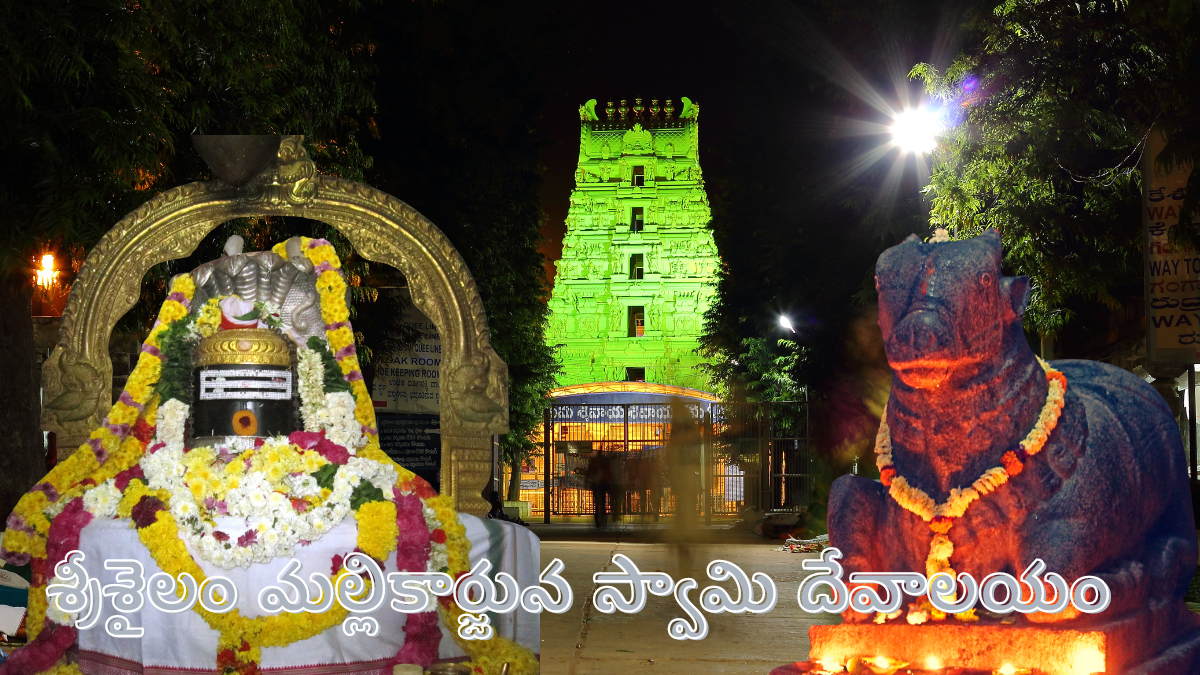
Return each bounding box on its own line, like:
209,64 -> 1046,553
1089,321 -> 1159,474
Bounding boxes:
824,230 -> 1199,673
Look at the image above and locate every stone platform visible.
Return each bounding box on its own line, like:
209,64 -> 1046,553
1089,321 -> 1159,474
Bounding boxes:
805,602 -> 1200,675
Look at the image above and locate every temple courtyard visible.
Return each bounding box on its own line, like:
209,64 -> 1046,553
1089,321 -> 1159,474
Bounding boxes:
537,533 -> 839,674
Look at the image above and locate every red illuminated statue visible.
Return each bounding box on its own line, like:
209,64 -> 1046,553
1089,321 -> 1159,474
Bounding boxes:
826,230 -> 1199,671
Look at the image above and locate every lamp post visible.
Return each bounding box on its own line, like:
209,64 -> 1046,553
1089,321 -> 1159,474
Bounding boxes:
779,315 -> 795,333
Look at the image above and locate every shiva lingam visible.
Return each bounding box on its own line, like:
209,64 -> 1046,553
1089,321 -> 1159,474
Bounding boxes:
191,328 -> 294,444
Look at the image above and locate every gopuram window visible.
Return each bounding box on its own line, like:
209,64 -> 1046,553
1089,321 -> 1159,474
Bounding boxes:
625,367 -> 646,382
630,206 -> 644,232
632,165 -> 645,186
628,306 -> 645,337
630,254 -> 644,279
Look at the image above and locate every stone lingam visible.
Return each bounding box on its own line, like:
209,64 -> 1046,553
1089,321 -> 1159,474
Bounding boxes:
774,230 -> 1199,675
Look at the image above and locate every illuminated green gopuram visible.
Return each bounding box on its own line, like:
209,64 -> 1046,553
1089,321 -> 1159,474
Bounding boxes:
546,97 -> 718,390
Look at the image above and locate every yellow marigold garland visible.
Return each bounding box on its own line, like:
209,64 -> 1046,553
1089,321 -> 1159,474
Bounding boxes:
279,237 -> 536,674
355,500 -> 399,561
135,507 -> 352,664
3,274 -> 196,641
5,275 -> 192,540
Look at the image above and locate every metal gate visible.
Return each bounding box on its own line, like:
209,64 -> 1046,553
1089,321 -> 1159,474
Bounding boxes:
516,398 -> 813,521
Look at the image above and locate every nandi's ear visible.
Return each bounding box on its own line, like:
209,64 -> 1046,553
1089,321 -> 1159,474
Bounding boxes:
999,276 -> 1031,321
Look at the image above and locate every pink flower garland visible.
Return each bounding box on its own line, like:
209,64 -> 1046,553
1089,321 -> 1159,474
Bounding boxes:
381,490 -> 440,672
0,499 -> 94,675
0,622 -> 77,675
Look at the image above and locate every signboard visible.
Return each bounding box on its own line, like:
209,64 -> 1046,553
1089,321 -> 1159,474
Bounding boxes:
1143,128 -> 1197,364
371,289 -> 442,413
377,413 -> 441,493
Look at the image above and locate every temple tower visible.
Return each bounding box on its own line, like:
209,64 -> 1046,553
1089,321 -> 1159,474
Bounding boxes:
546,97 -> 718,390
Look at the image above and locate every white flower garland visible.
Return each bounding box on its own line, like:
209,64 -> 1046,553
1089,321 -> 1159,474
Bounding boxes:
295,348 -> 364,452
82,479 -> 122,519
422,503 -> 450,572
314,391 -> 366,452
296,346 -> 325,432
140,404 -> 398,568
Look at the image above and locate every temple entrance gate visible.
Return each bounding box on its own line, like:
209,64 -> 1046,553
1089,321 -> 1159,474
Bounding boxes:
520,399 -> 816,521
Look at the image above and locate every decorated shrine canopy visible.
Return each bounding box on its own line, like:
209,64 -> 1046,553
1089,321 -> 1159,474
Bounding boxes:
8,137 -> 542,675
546,97 -> 719,393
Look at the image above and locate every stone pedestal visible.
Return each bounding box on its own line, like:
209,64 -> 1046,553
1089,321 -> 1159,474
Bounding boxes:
442,433 -> 492,516
806,602 -> 1200,675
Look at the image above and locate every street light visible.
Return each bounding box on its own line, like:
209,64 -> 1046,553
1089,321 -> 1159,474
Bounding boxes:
890,107 -> 942,154
779,315 -> 795,333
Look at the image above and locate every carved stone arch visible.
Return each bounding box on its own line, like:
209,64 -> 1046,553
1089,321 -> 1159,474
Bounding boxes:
40,138 -> 505,515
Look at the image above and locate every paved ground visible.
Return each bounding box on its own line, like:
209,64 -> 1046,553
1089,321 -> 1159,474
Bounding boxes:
535,523 -> 838,675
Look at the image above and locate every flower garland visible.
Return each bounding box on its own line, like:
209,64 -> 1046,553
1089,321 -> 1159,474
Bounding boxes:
874,357 -> 1066,618
275,237 -> 537,675
296,347 -> 326,432
1,274 -> 196,645
140,428 -> 398,568
131,502 -> 353,672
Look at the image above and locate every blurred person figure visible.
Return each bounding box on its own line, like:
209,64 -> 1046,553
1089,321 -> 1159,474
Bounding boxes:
585,449 -> 613,528
666,399 -> 702,572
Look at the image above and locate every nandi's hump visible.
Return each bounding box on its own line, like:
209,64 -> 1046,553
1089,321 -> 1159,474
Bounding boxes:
1051,359 -> 1175,424
1049,358 -> 1187,477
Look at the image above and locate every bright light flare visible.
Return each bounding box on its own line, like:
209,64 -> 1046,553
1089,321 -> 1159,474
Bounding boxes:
36,254 -> 59,287
779,315 -> 796,333
1069,645 -> 1104,675
997,665 -> 1016,675
890,107 -> 943,154
924,657 -> 943,671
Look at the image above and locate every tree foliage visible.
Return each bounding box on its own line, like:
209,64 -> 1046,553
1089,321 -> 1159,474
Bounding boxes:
355,0 -> 565,477
915,0 -> 1200,335
700,0 -> 944,403
700,335 -> 806,402
0,0 -> 376,275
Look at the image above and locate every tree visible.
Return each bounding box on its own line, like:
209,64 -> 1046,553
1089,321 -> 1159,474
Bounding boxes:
914,0 -> 1200,337
351,0 -> 567,500
700,0 -> 947,465
0,0 -> 377,519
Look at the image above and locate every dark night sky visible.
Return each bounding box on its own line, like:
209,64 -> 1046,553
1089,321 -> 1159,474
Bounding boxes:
535,1 -> 747,286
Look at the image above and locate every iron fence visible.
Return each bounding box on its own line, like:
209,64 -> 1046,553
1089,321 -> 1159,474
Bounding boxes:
513,399 -> 814,521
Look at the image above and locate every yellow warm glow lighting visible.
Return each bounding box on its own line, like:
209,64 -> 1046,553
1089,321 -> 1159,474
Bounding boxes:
924,657 -> 942,670
548,381 -> 719,401
36,254 -> 59,287
997,665 -> 1016,675
873,656 -> 889,669
1069,645 -> 1104,675
818,660 -> 844,673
